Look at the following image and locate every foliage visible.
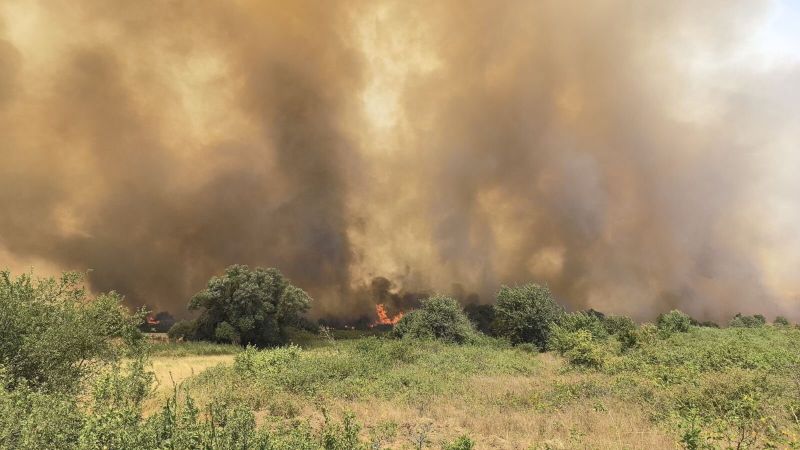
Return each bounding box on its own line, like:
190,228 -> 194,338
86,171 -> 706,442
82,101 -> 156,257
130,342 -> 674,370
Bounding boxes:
774,316 -> 790,327
463,303 -> 495,335
6,269 -> 800,448
149,341 -> 242,357
548,327 -> 606,368
557,312 -> 609,341
0,355 -> 380,449
221,337 -> 536,402
0,271 -> 143,393
603,315 -> 639,350
168,319 -> 198,341
729,313 -> 766,328
187,265 -> 312,347
694,320 -> 720,328
443,435 -> 475,450
657,310 -> 692,335
392,295 -> 478,344
673,370 -> 782,449
492,284 -> 564,349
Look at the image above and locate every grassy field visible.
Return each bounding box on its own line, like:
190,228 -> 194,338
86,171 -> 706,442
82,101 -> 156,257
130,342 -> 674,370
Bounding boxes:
7,272 -> 797,448
142,326 -> 800,449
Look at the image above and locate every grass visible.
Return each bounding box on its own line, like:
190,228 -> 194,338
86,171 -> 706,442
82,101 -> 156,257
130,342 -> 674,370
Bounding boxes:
171,337 -> 668,448
148,341 -> 242,357
134,326 -> 800,449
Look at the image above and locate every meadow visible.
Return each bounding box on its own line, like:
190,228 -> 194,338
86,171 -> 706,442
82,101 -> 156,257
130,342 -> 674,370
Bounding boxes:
3,270 -> 800,449
134,325 -> 800,449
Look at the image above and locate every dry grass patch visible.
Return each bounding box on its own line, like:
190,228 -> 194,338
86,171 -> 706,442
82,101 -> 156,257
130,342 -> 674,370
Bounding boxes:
143,354 -> 235,414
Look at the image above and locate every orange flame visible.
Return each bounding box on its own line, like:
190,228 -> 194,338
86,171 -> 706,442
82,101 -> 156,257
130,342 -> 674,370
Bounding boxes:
373,304 -> 404,326
145,315 -> 160,325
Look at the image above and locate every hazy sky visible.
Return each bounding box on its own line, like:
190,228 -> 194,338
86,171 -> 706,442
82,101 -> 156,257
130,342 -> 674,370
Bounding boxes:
0,0 -> 798,321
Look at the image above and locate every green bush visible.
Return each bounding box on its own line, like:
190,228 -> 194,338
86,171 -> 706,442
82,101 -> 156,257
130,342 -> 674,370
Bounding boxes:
392,295 -> 477,344
558,312 -> 609,341
492,284 -> 564,349
187,265 -> 312,347
603,315 -> 639,350
443,435 -> 475,450
657,310 -> 692,335
167,320 -> 198,341
0,271 -> 143,393
635,323 -> 659,347
729,313 -> 766,328
548,327 -> 606,369
774,316 -> 790,327
0,354 -> 374,449
463,303 -> 495,335
674,369 -> 782,449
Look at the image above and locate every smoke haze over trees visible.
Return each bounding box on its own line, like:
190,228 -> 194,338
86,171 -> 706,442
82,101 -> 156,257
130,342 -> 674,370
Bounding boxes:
0,0 -> 799,321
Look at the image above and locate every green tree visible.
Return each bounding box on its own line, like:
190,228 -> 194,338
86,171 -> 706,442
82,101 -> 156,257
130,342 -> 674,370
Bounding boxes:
492,283 -> 564,349
187,265 -> 311,347
392,295 -> 477,344
0,270 -> 143,393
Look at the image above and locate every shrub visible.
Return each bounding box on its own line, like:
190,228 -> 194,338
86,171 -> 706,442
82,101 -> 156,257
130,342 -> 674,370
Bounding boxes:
167,320 -> 197,341
603,315 -> 639,350
463,303 -> 495,335
548,327 -> 605,369
729,313 -> 766,328
188,265 -> 312,347
675,369 -> 781,449
636,323 -> 659,346
0,271 -> 143,393
774,316 -> 790,327
657,310 -> 691,334
444,435 -> 476,450
492,284 -> 564,349
558,312 -> 609,341
393,295 -> 477,344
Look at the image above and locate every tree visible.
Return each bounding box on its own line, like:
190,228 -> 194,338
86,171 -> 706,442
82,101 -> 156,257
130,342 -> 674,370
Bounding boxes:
187,265 -> 311,347
0,270 -> 143,392
392,295 -> 477,344
492,283 -> 564,349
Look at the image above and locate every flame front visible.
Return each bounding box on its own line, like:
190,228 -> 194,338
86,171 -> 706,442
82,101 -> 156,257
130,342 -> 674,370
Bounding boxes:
373,304 -> 404,326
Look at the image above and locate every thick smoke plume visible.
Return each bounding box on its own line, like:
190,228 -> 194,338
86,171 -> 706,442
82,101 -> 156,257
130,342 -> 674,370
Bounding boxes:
1,0 -> 798,321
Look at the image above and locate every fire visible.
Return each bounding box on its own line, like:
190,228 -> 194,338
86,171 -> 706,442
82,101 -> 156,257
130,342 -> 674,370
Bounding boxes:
145,315 -> 160,326
373,304 -> 404,326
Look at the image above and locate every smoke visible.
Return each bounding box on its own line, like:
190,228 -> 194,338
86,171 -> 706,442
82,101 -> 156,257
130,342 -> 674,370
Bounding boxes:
0,0 -> 798,321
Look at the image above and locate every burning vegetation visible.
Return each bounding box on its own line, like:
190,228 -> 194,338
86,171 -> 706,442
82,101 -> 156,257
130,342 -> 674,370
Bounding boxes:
372,304 -> 404,327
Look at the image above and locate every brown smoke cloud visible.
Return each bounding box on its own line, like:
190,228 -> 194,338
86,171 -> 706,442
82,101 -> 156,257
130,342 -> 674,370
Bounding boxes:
1,0 -> 798,321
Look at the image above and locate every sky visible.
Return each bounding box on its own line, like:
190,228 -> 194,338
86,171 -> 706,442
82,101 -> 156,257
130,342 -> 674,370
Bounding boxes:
0,0 -> 798,322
